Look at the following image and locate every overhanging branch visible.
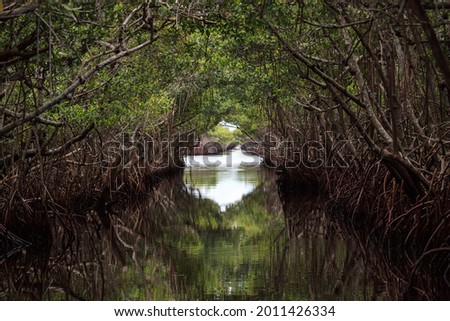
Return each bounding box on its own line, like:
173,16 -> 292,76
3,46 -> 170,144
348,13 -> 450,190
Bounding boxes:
0,1 -> 44,21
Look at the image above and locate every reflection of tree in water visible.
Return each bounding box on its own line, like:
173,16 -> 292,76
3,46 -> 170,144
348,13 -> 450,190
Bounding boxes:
0,171 -> 190,300
160,169 -> 284,300
1,168 -> 390,300
273,188 -> 386,300
161,169 -> 385,300
278,179 -> 388,300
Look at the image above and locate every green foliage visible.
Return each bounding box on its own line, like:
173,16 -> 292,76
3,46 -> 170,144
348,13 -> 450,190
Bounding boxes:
205,124 -> 247,144
1,0 -> 283,145
206,124 -> 236,144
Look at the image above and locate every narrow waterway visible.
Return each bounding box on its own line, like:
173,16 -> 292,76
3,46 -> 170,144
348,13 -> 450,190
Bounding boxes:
167,150 -> 381,300
1,149 -> 385,300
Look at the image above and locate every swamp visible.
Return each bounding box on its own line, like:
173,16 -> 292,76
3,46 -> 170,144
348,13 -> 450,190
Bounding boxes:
0,0 -> 449,300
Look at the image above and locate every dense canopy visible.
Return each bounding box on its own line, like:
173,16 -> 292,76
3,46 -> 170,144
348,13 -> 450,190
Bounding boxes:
0,0 -> 449,300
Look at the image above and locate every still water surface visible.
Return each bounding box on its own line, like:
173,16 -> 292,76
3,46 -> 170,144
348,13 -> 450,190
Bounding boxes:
1,150 -> 383,300
159,150 -> 379,300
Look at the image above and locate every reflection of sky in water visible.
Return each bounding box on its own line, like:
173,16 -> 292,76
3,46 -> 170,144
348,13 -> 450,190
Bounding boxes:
188,169 -> 257,211
184,150 -> 262,211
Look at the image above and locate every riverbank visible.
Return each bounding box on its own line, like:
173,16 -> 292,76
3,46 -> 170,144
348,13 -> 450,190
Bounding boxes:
0,131 -> 189,260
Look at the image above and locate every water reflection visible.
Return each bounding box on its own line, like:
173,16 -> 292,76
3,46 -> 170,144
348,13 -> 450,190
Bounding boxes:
173,171 -> 284,300
184,151 -> 262,211
1,150 -> 385,300
185,168 -> 260,211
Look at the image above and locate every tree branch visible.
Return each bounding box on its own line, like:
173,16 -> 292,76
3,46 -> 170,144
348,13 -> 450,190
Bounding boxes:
0,36 -> 158,137
0,107 -> 64,127
408,0 -> 450,105
0,123 -> 95,168
267,22 -> 367,110
0,1 -> 44,21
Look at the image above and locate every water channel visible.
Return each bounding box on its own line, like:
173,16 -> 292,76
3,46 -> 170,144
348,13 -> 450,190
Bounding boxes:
1,149 -> 385,300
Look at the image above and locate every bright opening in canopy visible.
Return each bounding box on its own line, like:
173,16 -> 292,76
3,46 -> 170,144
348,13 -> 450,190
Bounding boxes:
219,121 -> 237,132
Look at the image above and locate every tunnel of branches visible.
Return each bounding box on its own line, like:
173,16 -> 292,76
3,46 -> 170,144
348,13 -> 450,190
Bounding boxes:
0,0 -> 449,299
